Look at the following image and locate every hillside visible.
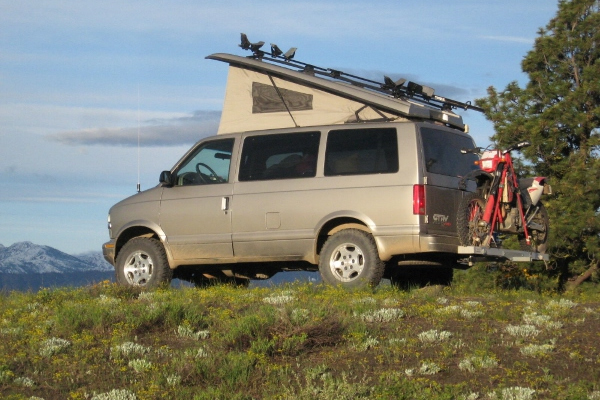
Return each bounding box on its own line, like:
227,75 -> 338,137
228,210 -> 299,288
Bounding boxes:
0,279 -> 598,400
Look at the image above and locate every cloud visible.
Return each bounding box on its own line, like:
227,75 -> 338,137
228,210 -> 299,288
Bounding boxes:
49,110 -> 221,147
480,35 -> 534,44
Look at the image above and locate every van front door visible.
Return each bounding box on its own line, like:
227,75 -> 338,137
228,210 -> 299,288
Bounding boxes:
159,138 -> 235,261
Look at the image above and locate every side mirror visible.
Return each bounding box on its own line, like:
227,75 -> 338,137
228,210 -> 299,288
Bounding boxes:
159,171 -> 173,186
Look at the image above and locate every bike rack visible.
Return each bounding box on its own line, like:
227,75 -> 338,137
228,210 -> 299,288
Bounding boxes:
458,246 -> 549,266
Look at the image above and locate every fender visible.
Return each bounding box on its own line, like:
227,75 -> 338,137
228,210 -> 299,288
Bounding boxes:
519,177 -> 550,206
459,169 -> 493,191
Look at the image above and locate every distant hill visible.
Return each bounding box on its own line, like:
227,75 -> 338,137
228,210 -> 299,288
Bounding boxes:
0,242 -> 113,291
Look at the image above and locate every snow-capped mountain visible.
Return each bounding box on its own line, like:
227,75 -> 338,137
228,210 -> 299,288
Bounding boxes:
0,241 -> 113,274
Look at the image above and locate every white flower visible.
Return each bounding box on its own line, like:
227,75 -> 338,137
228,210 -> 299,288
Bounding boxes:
39,337 -> 71,357
418,329 -> 452,344
504,324 -> 540,338
91,389 -> 137,400
128,358 -> 152,373
356,308 -> 404,323
111,342 -> 150,358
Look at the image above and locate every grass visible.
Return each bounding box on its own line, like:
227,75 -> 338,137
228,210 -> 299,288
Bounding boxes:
0,272 -> 599,400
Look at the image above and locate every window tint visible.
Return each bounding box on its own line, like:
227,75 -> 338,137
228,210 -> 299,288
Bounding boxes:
420,127 -> 479,177
175,139 -> 234,186
239,132 -> 320,181
325,128 -> 398,176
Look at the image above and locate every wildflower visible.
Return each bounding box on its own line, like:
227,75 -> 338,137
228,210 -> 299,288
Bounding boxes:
14,376 -> 35,388
356,308 -> 404,323
458,355 -> 498,372
418,329 -> 452,344
504,324 -> 540,338
166,374 -> 181,387
418,361 -> 441,375
500,386 -> 535,400
128,358 -> 152,373
111,342 -> 150,358
352,297 -> 376,305
547,299 -> 577,310
436,305 -> 461,314
39,337 -> 71,357
290,308 -> 310,325
176,325 -> 209,340
520,342 -> 555,357
262,295 -> 295,305
91,389 -> 137,400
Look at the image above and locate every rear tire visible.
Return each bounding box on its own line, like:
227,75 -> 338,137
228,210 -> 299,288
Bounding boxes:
520,202 -> 549,253
318,229 -> 384,288
115,237 -> 173,288
457,192 -> 490,247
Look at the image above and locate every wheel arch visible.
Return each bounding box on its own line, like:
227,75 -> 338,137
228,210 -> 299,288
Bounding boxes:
315,213 -> 374,258
114,222 -> 168,264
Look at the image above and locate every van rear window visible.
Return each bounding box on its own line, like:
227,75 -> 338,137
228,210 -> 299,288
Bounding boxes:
239,132 -> 320,181
325,128 -> 398,176
420,127 -> 479,177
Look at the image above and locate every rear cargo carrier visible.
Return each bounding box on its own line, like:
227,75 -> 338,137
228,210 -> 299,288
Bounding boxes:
458,246 -> 549,266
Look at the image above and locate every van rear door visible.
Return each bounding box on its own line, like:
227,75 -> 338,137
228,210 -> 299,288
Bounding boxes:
418,126 -> 478,237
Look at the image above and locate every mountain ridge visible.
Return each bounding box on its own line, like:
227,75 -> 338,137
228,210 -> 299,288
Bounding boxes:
0,241 -> 112,274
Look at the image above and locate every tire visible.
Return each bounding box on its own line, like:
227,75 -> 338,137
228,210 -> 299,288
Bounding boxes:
318,229 -> 384,288
457,192 -> 490,247
115,237 -> 173,288
520,202 -> 549,253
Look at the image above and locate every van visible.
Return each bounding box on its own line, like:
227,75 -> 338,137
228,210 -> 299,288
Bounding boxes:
102,121 -> 479,288
102,44 -> 486,288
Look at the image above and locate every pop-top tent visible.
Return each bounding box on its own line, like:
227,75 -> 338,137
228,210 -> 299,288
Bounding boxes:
207,39 -> 482,135
215,63 -> 406,135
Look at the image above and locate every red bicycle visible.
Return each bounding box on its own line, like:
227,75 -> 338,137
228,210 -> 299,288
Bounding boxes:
457,141 -> 551,253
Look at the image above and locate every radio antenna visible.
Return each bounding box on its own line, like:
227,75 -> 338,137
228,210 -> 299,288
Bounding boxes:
136,85 -> 141,193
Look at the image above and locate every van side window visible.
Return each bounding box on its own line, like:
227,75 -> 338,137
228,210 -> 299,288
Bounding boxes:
325,128 -> 398,176
239,132 -> 320,181
420,128 -> 479,177
175,139 -> 234,186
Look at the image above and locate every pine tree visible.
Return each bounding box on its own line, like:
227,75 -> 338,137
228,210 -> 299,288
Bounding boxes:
476,0 -> 600,288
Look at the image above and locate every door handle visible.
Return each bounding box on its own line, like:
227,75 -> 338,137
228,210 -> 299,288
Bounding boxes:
221,197 -> 230,212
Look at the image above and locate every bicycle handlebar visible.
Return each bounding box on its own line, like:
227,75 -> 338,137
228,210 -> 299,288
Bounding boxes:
461,141 -> 531,156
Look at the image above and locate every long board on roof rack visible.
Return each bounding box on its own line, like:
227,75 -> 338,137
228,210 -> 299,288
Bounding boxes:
206,34 -> 484,135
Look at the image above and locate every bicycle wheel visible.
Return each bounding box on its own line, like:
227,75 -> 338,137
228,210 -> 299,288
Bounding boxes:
457,192 -> 490,247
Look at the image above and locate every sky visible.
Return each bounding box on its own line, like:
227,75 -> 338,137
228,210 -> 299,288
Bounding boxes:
0,0 -> 559,254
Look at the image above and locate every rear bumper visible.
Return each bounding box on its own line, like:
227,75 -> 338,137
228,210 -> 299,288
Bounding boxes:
102,240 -> 116,266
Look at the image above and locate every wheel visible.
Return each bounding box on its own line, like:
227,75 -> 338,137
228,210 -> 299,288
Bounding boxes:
520,202 -> 549,253
115,237 -> 173,288
457,192 -> 490,247
318,229 -> 384,288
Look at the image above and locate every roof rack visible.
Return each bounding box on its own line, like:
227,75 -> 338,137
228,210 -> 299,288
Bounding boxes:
239,33 -> 484,114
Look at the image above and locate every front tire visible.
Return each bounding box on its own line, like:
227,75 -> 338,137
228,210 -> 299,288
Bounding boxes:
115,237 -> 173,288
318,229 -> 384,288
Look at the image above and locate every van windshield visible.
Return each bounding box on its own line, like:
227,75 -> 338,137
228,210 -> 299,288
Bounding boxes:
420,127 -> 479,177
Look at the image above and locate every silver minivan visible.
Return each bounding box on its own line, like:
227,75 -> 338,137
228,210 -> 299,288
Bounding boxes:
102,121 -> 479,288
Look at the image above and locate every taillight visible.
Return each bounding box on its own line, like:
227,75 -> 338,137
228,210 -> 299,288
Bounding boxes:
413,184 -> 425,215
